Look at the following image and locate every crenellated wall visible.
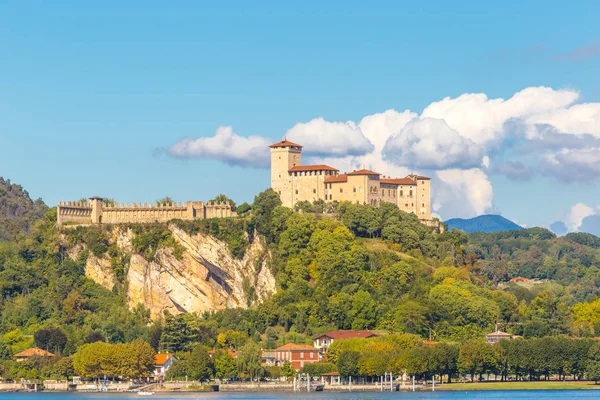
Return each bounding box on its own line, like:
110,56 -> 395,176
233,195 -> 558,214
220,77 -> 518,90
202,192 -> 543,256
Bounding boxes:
57,198 -> 236,226
57,201 -> 93,225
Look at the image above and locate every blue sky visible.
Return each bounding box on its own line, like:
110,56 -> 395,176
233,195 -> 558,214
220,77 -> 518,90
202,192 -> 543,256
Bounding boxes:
1,1 -> 599,231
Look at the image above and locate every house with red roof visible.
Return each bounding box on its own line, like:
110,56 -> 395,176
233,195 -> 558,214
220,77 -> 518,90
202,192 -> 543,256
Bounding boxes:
275,343 -> 320,371
14,347 -> 55,362
154,353 -> 177,378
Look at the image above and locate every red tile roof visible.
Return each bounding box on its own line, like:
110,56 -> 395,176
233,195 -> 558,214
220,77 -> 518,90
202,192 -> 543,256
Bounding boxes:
414,175 -> 431,180
321,371 -> 340,376
14,347 -> 55,358
154,353 -> 173,366
276,343 -> 319,351
380,178 -> 417,186
347,169 -> 381,176
288,164 -> 339,172
313,330 -> 379,340
324,174 -> 348,183
269,140 -> 303,148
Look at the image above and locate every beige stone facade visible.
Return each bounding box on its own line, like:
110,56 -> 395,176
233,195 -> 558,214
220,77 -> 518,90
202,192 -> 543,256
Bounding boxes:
270,139 -> 434,222
57,197 -> 236,225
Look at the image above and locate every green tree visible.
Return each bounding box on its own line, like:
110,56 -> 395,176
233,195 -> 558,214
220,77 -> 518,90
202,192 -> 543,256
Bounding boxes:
237,341 -> 262,381
337,350 -> 360,378
187,345 -> 214,381
212,194 -> 236,210
214,350 -> 238,380
281,360 -> 296,380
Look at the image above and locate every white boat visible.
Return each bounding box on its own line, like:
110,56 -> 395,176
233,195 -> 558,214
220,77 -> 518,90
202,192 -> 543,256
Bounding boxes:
137,391 -> 155,396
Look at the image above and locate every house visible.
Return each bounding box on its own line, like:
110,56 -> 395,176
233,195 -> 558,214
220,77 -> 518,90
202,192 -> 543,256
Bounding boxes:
320,371 -> 341,385
313,330 -> 379,353
275,343 -> 320,371
154,353 -> 177,378
486,330 -> 517,344
14,347 -> 55,362
261,349 -> 277,366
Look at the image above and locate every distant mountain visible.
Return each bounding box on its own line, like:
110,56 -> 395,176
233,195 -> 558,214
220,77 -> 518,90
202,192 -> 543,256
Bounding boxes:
0,177 -> 48,241
445,214 -> 522,233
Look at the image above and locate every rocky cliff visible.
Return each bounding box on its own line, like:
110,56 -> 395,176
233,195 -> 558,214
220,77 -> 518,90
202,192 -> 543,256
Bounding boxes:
65,224 -> 275,318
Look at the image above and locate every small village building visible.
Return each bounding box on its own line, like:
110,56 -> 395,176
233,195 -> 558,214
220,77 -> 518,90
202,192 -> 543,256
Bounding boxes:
261,349 -> 277,366
154,353 -> 177,378
486,330 -> 517,344
320,371 -> 341,385
312,330 -> 379,353
275,343 -> 320,370
14,347 -> 54,362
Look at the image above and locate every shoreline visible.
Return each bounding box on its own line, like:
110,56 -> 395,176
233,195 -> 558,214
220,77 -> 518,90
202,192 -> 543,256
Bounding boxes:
2,381 -> 600,393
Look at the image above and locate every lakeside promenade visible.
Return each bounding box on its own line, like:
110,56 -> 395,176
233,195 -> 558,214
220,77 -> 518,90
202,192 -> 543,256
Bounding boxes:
1,380 -> 599,393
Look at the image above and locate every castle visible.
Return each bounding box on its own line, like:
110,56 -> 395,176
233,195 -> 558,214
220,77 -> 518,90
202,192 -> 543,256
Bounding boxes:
57,198 -> 236,225
57,139 -> 434,226
270,139 -> 433,221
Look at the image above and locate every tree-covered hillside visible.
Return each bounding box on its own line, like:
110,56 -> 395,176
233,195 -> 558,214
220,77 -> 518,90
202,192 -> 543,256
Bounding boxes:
0,177 -> 47,242
2,182 -> 600,381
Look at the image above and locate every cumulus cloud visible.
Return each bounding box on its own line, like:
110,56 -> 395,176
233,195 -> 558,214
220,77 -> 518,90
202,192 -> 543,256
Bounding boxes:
541,147 -> 600,183
564,203 -> 595,232
285,117 -> 374,157
526,102 -> 600,137
421,86 -> 580,145
382,118 -> 483,169
358,109 -> 417,151
168,126 -> 271,168
164,85 -> 600,219
434,169 -> 494,219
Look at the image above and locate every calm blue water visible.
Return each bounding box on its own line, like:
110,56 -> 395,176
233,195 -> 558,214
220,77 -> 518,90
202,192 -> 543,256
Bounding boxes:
1,391 -> 599,400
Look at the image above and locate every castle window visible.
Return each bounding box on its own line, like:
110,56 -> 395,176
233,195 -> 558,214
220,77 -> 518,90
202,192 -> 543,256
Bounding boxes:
422,203 -> 425,207
400,190 -> 403,197
313,189 -> 316,194
353,187 -> 356,193
329,194 -> 332,200
409,190 -> 413,197
388,189 -> 391,196
405,203 -> 408,207
296,190 -> 298,195
340,188 -> 343,193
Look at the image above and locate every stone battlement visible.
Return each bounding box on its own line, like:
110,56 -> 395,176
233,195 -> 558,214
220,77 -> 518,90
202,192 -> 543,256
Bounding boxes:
57,197 -> 236,225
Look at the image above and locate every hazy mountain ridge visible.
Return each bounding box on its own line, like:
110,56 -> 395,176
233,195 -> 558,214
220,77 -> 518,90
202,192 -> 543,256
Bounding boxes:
445,214 -> 522,233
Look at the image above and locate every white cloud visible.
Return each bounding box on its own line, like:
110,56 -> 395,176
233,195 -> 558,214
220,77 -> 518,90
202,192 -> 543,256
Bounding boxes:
434,169 -> 494,219
541,147 -> 600,182
358,109 -> 417,151
421,86 -> 580,145
382,118 -> 483,169
565,203 -> 595,232
285,117 -> 374,157
526,102 -> 600,137
168,126 -> 271,168
165,86 -> 600,220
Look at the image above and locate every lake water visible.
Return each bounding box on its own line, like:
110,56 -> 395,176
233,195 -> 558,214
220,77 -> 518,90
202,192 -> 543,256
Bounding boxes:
1,391 -> 599,400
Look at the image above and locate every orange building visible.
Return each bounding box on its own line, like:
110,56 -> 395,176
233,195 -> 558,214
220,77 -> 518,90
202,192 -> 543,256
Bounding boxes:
275,343 -> 320,371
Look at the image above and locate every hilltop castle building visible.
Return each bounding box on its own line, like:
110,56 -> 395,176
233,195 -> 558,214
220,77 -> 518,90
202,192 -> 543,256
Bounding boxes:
57,198 -> 235,225
270,139 -> 433,221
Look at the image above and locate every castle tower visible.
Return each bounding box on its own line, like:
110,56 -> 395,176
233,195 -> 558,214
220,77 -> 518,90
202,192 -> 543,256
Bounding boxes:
89,196 -> 104,224
269,139 -> 302,207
